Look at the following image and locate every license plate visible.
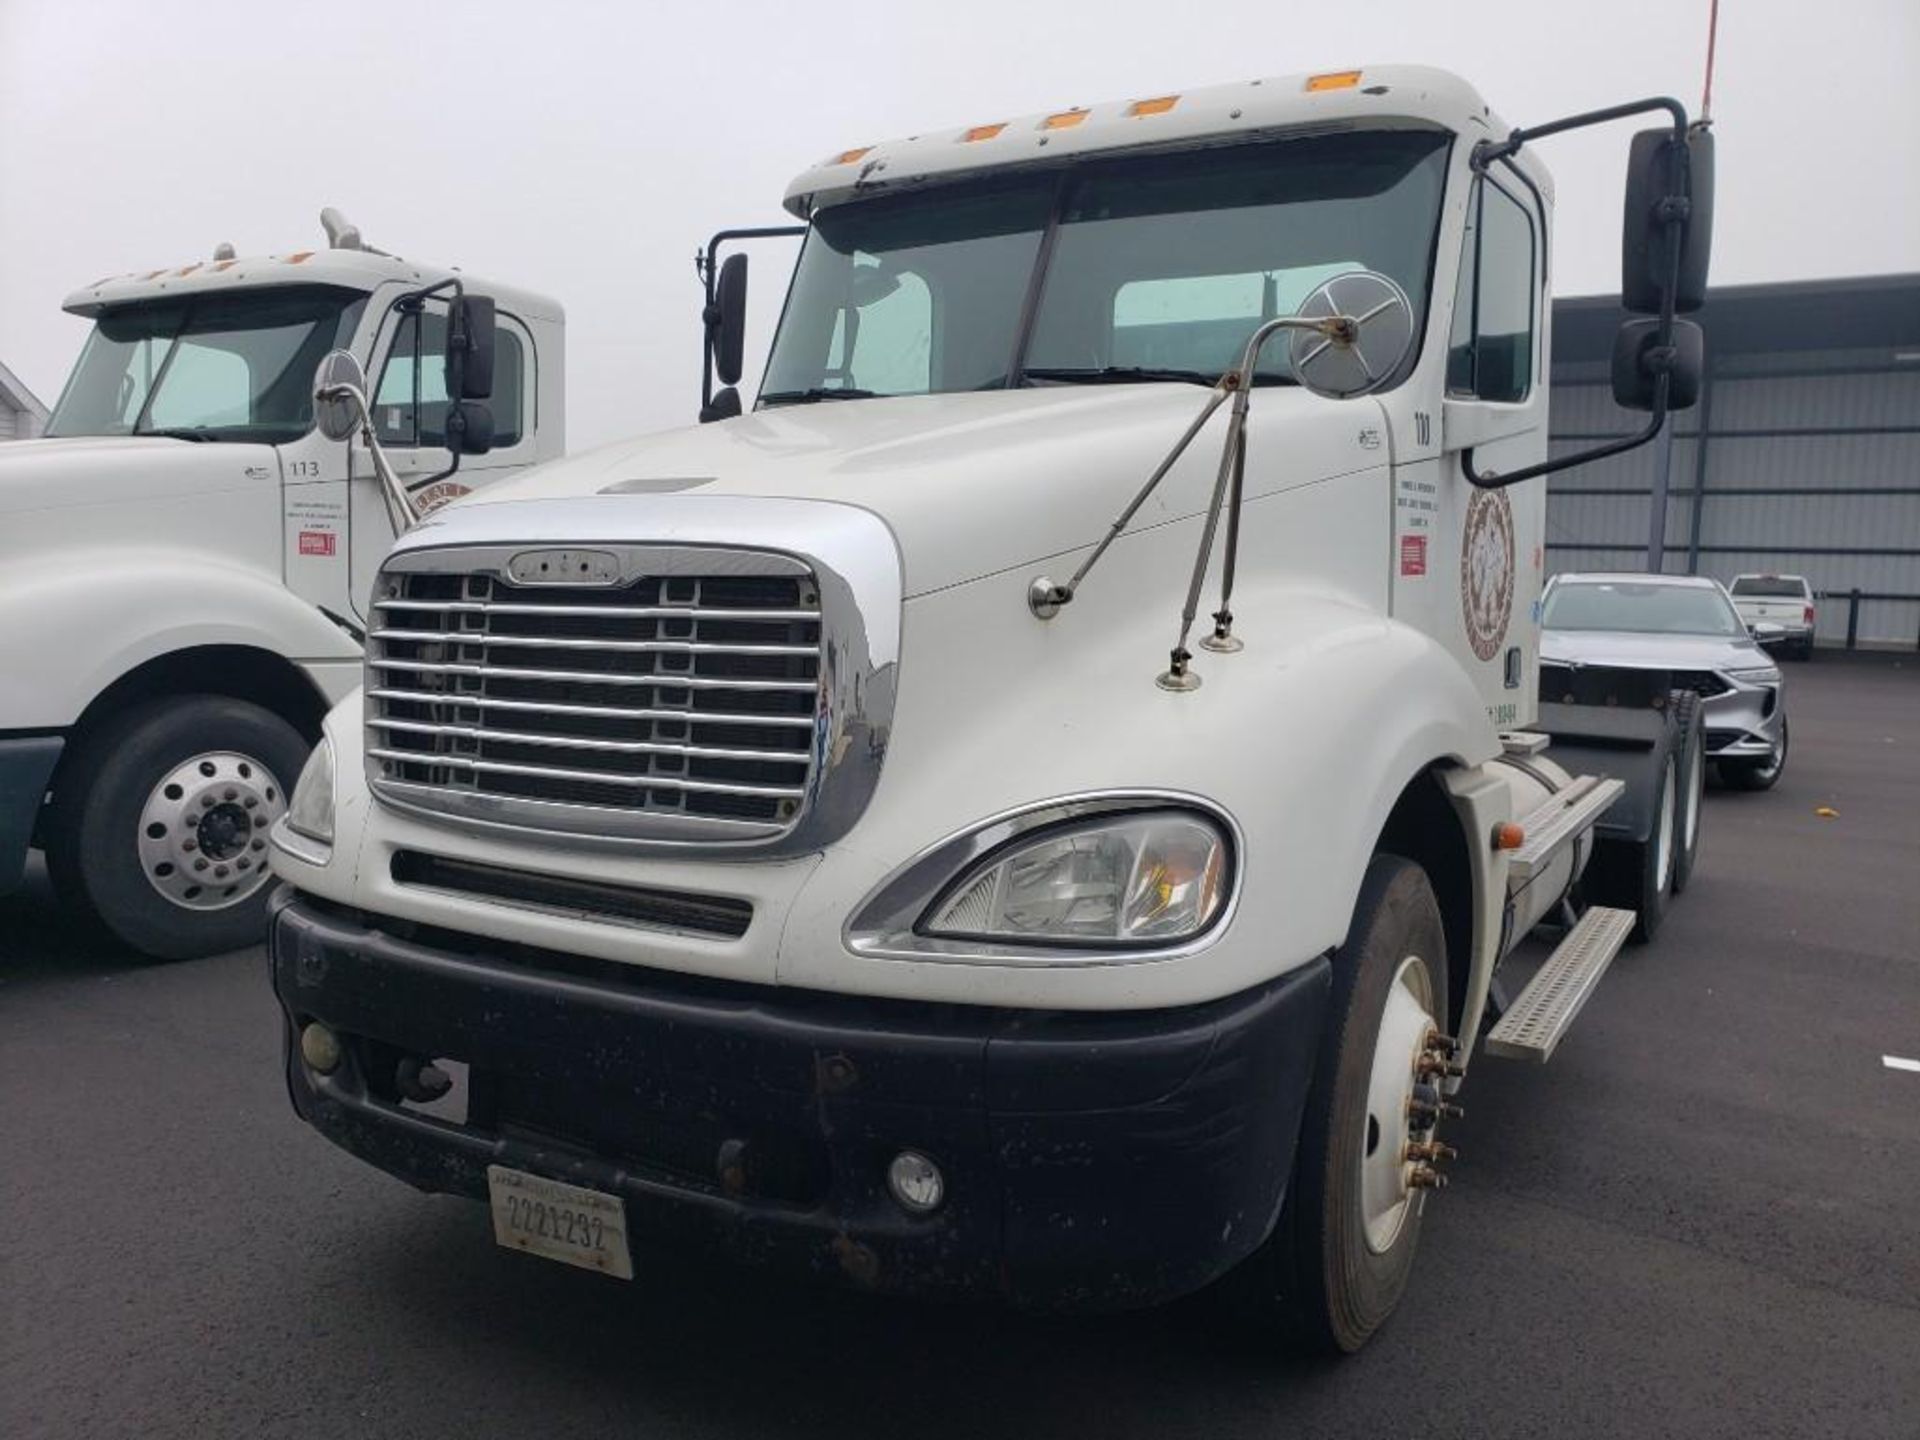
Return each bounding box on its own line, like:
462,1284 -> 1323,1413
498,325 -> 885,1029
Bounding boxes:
486,1165 -> 633,1280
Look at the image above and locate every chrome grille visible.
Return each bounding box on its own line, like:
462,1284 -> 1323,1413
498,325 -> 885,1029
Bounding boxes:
366,554 -> 823,837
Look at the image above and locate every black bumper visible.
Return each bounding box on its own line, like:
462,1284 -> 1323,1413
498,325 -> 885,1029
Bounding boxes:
269,891 -> 1329,1310
0,734 -> 62,896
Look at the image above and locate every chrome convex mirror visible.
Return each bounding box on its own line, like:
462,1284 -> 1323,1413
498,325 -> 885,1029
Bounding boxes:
1288,270 -> 1415,400
312,349 -> 418,533
313,350 -> 366,442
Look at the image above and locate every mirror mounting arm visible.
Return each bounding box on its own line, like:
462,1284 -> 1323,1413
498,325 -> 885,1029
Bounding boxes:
1464,94 -> 1697,491
697,225 -> 806,416
317,381 -> 419,532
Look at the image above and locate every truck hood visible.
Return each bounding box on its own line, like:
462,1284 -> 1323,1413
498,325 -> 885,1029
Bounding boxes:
0,434 -> 280,517
455,386 -> 1376,596
1541,628 -> 1774,673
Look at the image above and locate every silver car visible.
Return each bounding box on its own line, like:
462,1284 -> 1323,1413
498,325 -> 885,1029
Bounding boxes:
1541,572 -> 1789,790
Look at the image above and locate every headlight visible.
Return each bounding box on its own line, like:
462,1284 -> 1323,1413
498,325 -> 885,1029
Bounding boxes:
285,737 -> 335,845
1725,664 -> 1781,685
921,812 -> 1229,946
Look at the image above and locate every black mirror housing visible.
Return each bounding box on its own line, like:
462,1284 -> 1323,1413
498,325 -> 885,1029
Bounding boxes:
711,253 -> 749,387
447,294 -> 497,400
1612,316 -> 1704,411
447,399 -> 495,454
1622,127 -> 1714,314
700,386 -> 743,424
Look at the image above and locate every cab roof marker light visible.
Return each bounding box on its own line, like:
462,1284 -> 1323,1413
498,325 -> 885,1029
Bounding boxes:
1042,109 -> 1090,130
176,263 -> 202,277
285,251 -> 314,264
1306,70 -> 1363,92
1128,95 -> 1179,117
831,146 -> 873,165
962,123 -> 1006,142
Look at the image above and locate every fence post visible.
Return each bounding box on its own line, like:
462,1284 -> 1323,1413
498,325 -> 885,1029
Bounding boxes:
1846,588 -> 1861,651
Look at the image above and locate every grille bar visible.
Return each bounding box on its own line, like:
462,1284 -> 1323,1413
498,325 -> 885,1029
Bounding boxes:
368,689 -> 817,727
375,599 -> 820,623
368,627 -> 818,658
368,749 -> 809,800
376,717 -> 809,765
369,658 -> 818,693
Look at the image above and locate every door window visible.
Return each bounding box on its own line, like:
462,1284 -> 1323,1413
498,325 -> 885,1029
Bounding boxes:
1446,178 -> 1537,403
375,308 -> 526,448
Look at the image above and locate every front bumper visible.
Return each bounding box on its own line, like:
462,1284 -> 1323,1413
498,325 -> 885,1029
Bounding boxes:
0,734 -> 63,896
269,891 -> 1330,1310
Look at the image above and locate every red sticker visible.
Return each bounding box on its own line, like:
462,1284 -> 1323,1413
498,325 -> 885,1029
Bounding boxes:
1400,534 -> 1427,577
298,529 -> 337,557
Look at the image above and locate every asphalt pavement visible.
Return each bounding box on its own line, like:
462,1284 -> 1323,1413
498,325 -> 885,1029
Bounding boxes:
4,656 -> 1918,1439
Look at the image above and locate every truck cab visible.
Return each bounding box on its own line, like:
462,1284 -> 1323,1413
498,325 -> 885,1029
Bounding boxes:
265,69 -> 1712,1351
0,214 -> 564,957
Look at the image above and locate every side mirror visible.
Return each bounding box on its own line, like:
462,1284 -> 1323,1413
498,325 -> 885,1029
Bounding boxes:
1750,621 -> 1787,644
709,253 -> 749,387
1622,126 -> 1714,314
1289,270 -> 1416,400
446,400 -> 495,455
700,386 -> 743,424
446,294 -> 497,401
312,350 -> 367,441
1612,316 -> 1704,411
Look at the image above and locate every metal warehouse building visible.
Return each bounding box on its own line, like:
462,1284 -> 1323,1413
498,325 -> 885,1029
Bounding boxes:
0,359 -> 48,441
1549,274 -> 1920,650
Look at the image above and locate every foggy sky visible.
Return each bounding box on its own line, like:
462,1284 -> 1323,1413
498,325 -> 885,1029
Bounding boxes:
2,0 -> 1915,450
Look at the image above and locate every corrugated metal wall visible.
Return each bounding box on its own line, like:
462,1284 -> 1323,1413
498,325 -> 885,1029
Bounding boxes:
1548,335 -> 1920,649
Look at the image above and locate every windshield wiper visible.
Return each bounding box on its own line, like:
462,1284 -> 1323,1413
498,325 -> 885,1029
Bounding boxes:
1021,366 -> 1218,387
760,387 -> 879,406
1021,366 -> 1298,389
139,426 -> 219,442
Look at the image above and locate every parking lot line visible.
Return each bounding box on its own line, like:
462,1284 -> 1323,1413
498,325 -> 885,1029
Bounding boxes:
1883,1056 -> 1920,1074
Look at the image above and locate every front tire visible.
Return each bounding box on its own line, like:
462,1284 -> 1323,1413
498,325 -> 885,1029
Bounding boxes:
45,696 -> 306,960
1722,717 -> 1789,792
1240,856 -> 1451,1353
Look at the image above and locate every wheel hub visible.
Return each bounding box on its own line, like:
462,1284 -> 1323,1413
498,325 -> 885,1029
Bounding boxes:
137,751 -> 288,912
1360,954 -> 1450,1254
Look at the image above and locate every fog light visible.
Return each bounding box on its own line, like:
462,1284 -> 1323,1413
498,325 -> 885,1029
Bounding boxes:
300,1021 -> 342,1075
886,1150 -> 945,1214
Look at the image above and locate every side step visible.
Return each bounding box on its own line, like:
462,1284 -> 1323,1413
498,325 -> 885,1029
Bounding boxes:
1508,775 -> 1624,879
1483,906 -> 1636,1063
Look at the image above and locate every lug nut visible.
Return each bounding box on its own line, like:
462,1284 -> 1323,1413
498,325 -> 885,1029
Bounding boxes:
1424,1029 -> 1462,1058
1406,1140 -> 1459,1164
1407,1165 -> 1448,1190
1417,1054 -> 1466,1079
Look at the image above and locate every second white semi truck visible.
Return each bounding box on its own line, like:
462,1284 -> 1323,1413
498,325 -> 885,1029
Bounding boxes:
266,68 -> 1714,1351
0,213 -> 563,957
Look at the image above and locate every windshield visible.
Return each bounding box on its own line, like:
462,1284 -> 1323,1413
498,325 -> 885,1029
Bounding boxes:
1542,581 -> 1746,637
761,129 -> 1450,403
46,286 -> 366,443
1729,576 -> 1807,599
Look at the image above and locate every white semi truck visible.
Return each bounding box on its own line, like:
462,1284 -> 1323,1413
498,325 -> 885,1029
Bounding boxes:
266,69 -> 1714,1351
0,214 -> 563,958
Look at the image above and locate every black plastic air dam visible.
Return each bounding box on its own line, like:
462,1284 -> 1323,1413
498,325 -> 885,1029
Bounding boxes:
268,889 -> 1331,1310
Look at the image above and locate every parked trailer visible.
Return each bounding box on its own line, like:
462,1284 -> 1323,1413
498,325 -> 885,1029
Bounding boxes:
267,68 -> 1713,1351
0,213 -> 563,957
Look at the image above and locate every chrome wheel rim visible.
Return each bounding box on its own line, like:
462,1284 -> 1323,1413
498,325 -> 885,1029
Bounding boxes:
137,751 -> 287,911
1361,953 -> 1439,1255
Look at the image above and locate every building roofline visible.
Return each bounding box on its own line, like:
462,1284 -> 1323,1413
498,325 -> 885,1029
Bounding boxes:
0,359 -> 49,422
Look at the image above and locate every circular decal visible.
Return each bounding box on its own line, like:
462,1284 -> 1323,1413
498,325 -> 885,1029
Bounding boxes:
412,480 -> 472,516
1460,488 -> 1515,662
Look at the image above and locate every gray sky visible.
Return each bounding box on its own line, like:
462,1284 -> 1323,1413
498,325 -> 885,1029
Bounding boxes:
3,0 -> 1915,450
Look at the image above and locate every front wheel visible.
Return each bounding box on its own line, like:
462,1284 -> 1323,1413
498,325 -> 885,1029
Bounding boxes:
1722,718 -> 1789,792
45,696 -> 306,960
1237,855 -> 1452,1353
